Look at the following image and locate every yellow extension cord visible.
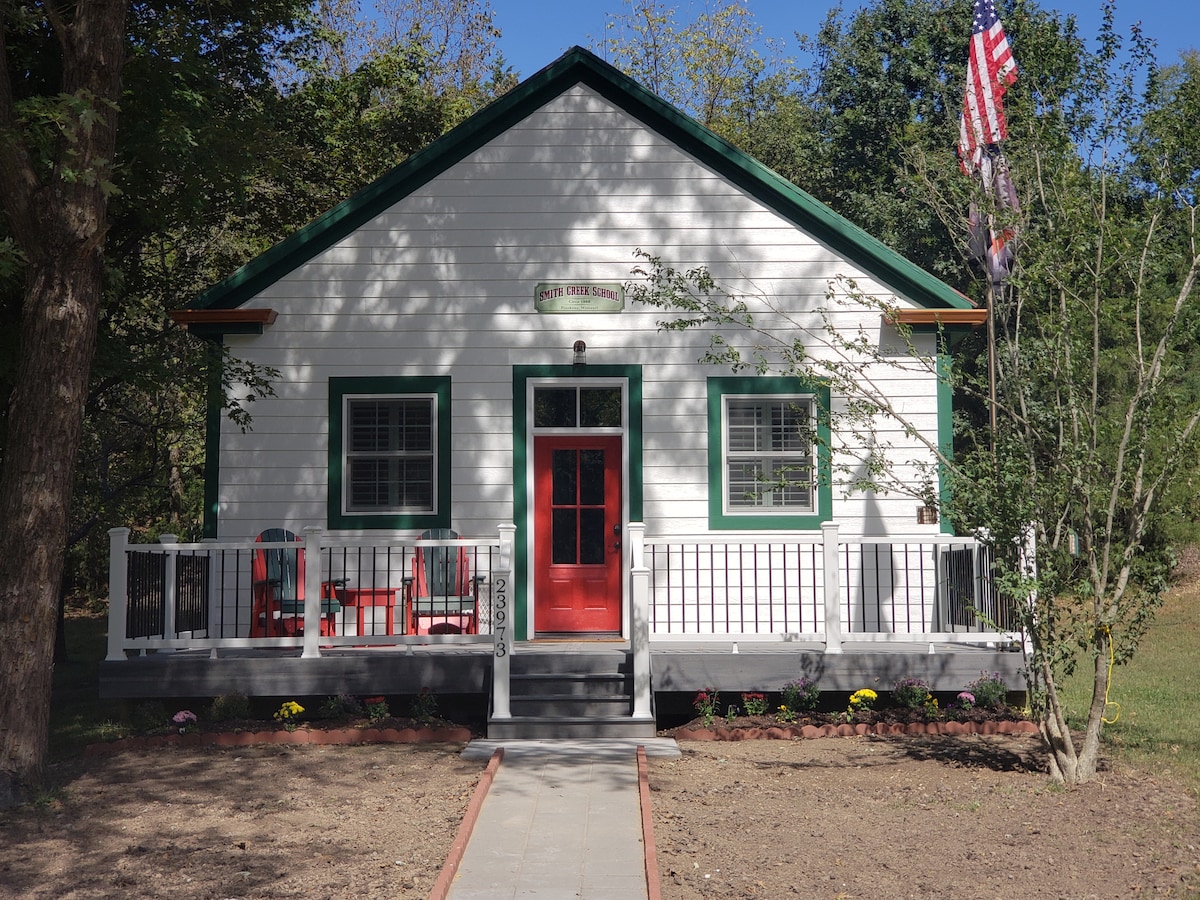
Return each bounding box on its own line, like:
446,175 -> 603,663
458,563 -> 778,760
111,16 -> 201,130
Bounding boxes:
1102,625 -> 1121,725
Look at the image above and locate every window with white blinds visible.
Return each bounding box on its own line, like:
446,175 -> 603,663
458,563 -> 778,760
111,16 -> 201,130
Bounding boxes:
345,396 -> 436,513
724,396 -> 815,513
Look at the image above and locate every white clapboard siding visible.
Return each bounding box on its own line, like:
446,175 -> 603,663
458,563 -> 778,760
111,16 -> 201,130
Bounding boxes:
213,82 -> 948,554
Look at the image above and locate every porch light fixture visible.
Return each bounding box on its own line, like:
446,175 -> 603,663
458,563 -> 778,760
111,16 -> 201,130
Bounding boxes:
916,504 -> 939,525
573,339 -> 587,366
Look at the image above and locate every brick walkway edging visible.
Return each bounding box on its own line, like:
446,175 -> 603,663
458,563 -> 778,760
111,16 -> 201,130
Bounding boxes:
428,748 -> 504,900
638,745 -> 663,900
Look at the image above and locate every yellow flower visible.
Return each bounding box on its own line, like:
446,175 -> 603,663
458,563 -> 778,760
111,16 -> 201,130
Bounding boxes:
274,700 -> 304,720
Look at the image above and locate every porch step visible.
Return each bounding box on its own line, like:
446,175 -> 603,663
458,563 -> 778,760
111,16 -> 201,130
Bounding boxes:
487,715 -> 658,740
510,672 -> 630,698
488,650 -> 654,740
509,671 -> 633,720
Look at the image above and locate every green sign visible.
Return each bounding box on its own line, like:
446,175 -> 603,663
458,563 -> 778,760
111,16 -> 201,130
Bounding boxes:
535,282 -> 625,313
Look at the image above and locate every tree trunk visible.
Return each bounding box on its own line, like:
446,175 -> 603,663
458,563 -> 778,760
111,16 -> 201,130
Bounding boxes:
0,248 -> 108,806
1038,634 -> 1110,785
0,0 -> 129,808
1075,635 -> 1112,781
1038,657 -> 1081,784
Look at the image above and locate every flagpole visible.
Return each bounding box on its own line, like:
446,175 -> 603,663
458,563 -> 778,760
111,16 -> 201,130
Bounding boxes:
986,274 -> 998,449
958,0 -> 1017,453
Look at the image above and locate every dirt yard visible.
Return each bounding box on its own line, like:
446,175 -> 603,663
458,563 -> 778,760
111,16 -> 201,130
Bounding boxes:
0,742 -> 481,899
1,733 -> 1196,898
650,735 -> 1199,898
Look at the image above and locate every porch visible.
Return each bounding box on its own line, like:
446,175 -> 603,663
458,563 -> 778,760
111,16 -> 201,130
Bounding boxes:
100,524 -> 1024,724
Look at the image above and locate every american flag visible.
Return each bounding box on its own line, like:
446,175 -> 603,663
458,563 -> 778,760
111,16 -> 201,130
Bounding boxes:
958,0 -> 1017,175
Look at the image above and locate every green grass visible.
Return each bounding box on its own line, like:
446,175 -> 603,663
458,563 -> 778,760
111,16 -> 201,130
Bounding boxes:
1058,578 -> 1200,796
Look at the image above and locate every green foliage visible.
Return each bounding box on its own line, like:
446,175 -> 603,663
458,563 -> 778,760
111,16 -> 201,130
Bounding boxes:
965,672 -> 1007,710
209,693 -> 253,722
847,688 -> 877,720
892,677 -> 931,709
317,693 -> 364,719
941,13 -> 1200,781
692,688 -> 720,727
4,0 -> 509,600
627,1 -> 1199,784
408,687 -> 439,725
601,0 -> 803,135
364,696 -> 391,721
781,677 -> 820,713
130,701 -> 168,734
740,692 -> 769,716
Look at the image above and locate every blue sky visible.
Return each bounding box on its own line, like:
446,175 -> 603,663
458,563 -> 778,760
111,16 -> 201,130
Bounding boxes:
479,0 -> 1196,79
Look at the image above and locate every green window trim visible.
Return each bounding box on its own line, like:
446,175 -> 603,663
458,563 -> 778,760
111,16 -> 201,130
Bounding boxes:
707,376 -> 832,530
936,350 -> 956,535
328,376 -> 452,530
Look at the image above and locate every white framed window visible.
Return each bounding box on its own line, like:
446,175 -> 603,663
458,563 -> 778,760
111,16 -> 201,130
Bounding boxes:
328,376 -> 450,530
723,395 -> 815,514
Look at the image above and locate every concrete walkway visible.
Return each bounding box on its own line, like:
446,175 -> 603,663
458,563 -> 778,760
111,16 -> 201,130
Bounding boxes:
440,739 -> 680,899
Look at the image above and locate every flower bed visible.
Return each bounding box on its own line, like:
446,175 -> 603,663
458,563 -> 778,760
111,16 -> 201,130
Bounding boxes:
84,691 -> 478,756
668,716 -> 1038,742
84,720 -> 474,755
667,676 -> 1037,741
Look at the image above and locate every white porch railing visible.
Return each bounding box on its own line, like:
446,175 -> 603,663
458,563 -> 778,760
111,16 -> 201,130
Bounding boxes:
629,522 -> 1019,653
107,523 -> 1016,713
106,527 -> 510,660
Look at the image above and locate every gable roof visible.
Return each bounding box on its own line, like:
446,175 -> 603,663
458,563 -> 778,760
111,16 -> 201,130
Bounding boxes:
192,46 -> 974,313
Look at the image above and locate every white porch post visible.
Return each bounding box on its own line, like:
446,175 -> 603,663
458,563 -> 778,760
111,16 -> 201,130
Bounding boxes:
629,523 -> 652,719
302,526 -> 322,659
491,523 -> 516,720
158,534 -> 178,641
822,521 -> 843,654
106,527 -> 130,661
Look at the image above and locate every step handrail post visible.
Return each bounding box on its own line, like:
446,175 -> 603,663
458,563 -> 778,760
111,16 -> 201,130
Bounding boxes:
629,523 -> 652,719
491,524 -> 516,719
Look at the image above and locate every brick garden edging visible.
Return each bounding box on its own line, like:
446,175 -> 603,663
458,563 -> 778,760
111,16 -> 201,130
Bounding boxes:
673,720 -> 1039,741
84,724 -> 473,755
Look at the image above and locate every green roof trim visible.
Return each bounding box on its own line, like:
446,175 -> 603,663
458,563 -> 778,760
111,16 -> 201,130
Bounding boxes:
193,46 -> 972,313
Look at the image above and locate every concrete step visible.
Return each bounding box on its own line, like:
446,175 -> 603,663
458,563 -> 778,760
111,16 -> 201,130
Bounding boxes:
486,715 -> 658,740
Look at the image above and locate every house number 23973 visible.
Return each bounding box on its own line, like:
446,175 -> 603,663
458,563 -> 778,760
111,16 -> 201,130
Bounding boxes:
493,577 -> 507,658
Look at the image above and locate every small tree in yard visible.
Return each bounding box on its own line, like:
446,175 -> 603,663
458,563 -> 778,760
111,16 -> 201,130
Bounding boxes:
953,41 -> 1200,784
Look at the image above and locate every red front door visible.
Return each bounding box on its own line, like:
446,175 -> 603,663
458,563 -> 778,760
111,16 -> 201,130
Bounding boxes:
533,435 -> 623,633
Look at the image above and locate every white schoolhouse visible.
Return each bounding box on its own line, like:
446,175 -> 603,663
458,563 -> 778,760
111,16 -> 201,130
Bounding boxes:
103,48 -> 1016,736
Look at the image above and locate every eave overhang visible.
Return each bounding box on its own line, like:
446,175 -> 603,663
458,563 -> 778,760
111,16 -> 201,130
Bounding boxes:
889,308 -> 988,327
170,308 -> 277,337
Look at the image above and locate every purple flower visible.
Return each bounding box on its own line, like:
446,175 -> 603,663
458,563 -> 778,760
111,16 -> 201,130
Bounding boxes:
172,710 -> 197,725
